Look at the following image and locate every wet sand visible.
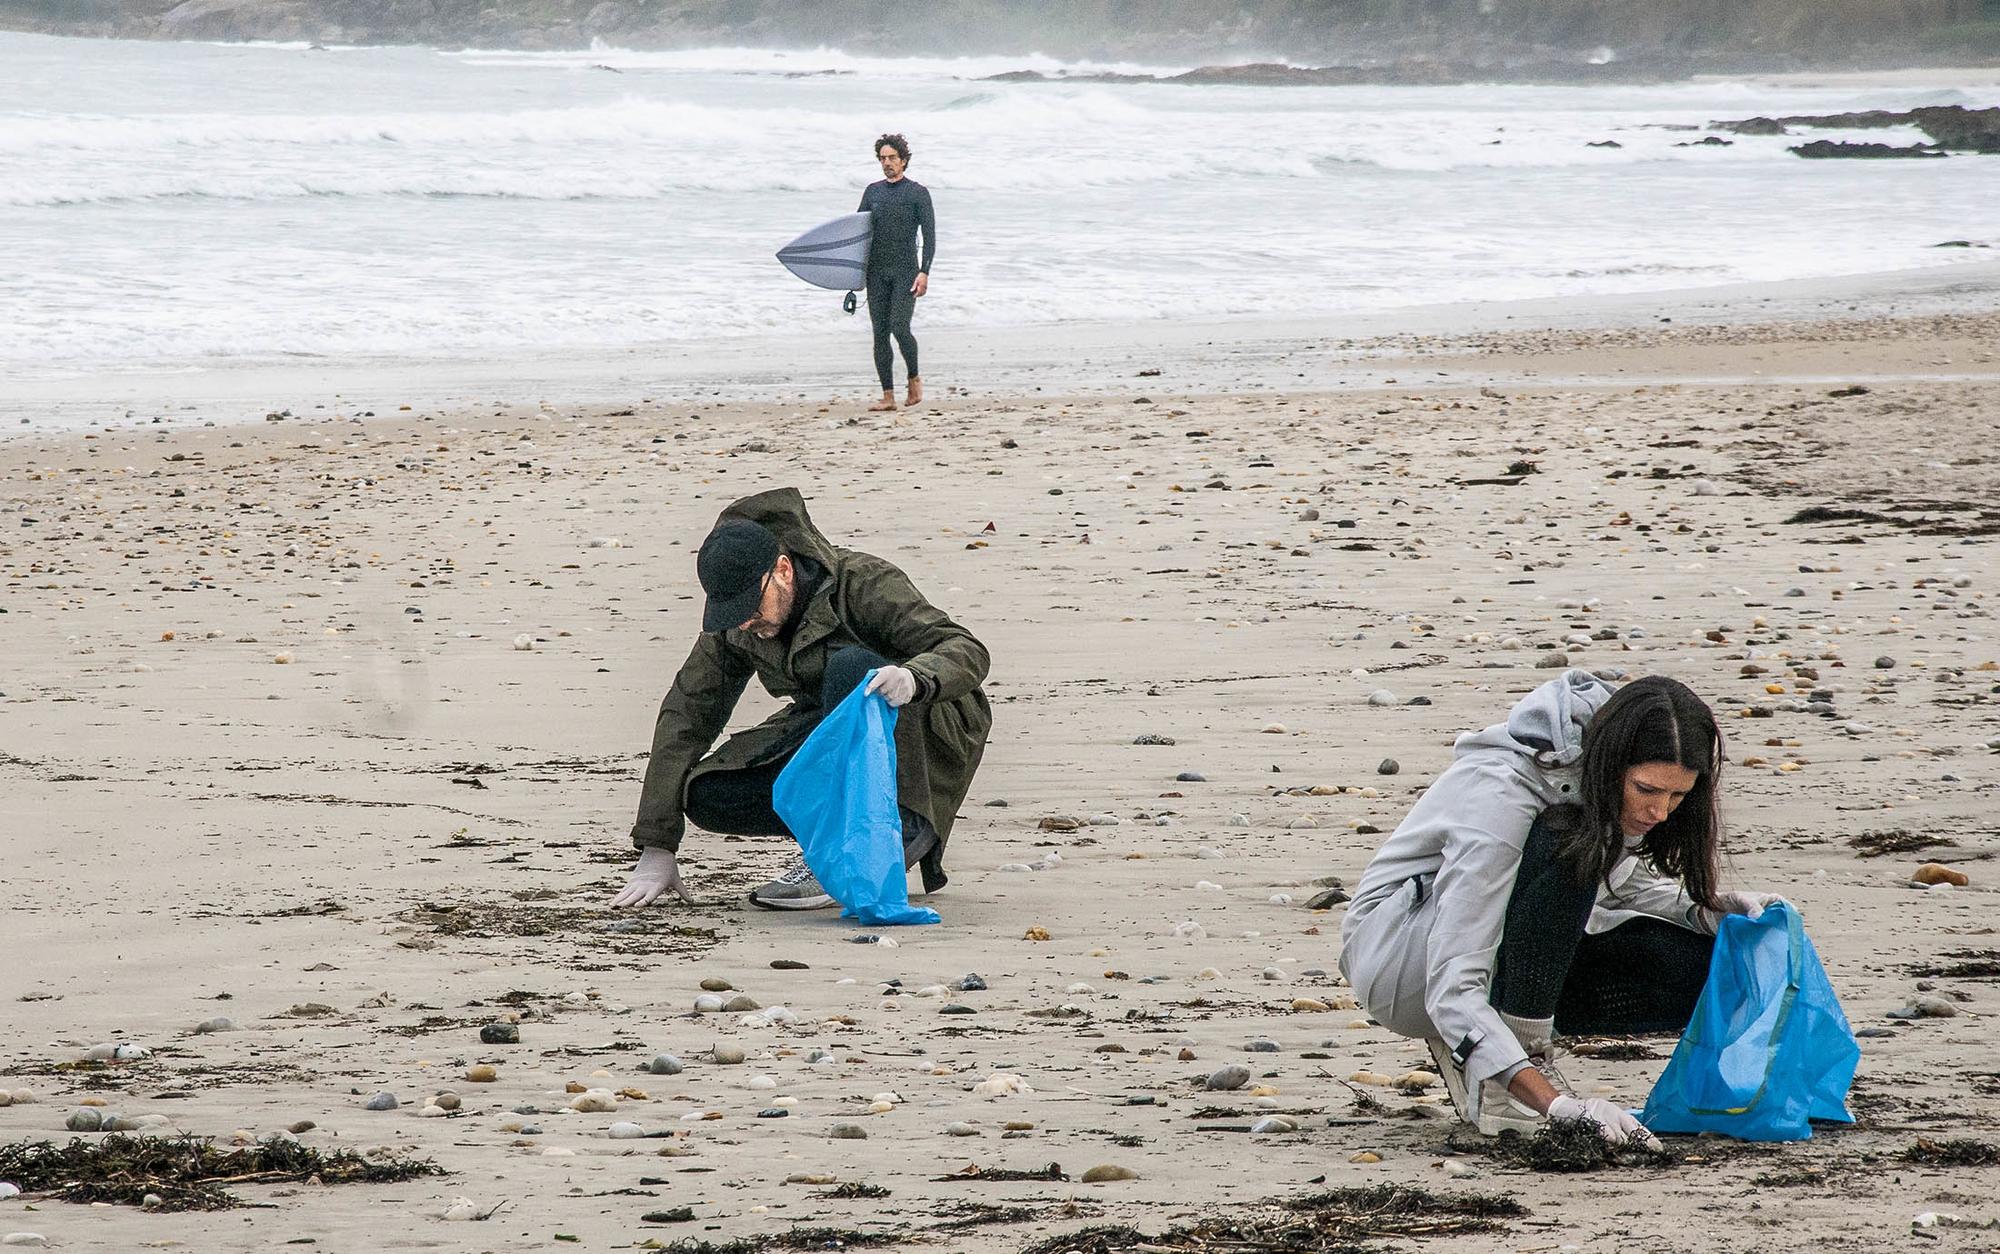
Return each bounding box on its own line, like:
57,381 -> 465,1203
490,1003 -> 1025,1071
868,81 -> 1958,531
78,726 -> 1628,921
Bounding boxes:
2,292 -> 1998,1251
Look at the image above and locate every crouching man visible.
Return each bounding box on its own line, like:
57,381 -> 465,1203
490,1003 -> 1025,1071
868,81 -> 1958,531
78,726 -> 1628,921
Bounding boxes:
612,487 -> 991,911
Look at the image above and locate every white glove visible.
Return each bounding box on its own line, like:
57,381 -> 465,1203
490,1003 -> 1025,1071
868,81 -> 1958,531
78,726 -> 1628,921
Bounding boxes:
1547,1094 -> 1663,1152
862,664 -> 919,708
1698,889 -> 1787,932
610,846 -> 694,909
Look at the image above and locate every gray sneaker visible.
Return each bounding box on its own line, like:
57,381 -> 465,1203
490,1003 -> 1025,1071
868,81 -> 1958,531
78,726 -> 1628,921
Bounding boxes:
748,858 -> 835,911
1426,1037 -> 1544,1138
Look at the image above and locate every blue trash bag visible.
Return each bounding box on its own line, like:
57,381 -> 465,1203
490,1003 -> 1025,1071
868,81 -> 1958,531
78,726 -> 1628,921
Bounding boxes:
772,673 -> 939,927
1639,901 -> 1857,1141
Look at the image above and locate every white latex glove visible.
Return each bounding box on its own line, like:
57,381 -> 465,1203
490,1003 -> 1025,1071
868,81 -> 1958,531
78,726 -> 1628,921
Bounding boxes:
862,664 -> 919,708
1698,889 -> 1787,932
610,846 -> 694,909
1547,1094 -> 1663,1152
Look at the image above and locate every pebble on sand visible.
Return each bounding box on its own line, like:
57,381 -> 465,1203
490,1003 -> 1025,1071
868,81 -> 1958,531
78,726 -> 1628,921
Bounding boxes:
945,1121 -> 981,1136
1366,690 -> 1397,706
1912,864 -> 1970,887
569,1089 -> 618,1113
699,977 -> 733,992
971,1073 -> 1032,1098
479,1023 -> 520,1045
607,1122 -> 645,1139
464,1065 -> 497,1083
363,1092 -> 398,1111
1023,926 -> 1052,941
647,1054 -> 684,1076
1080,1164 -> 1139,1182
1376,758 -> 1400,775
193,1017 -> 237,1034
1251,1115 -> 1299,1134
1206,1064 -> 1252,1091
1,1235 -> 50,1248
711,1045 -> 747,1065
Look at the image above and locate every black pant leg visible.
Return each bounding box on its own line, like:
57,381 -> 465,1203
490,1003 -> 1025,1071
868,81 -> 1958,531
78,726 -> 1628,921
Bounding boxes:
1554,920 -> 1714,1036
888,277 -> 918,381
683,757 -> 792,837
820,646 -> 890,710
867,271 -> 896,391
1489,809 -> 1599,1019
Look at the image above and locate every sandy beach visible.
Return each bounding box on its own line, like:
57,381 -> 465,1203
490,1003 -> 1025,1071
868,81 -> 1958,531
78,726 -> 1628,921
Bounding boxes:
3,284 -> 1999,1252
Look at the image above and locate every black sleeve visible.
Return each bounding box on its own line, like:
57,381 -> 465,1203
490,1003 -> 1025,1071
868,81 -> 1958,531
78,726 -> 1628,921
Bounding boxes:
857,183 -> 873,214
918,186 -> 936,274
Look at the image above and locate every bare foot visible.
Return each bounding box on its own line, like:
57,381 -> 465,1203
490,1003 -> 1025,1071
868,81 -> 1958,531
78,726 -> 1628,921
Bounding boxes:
904,377 -> 924,408
867,392 -> 897,412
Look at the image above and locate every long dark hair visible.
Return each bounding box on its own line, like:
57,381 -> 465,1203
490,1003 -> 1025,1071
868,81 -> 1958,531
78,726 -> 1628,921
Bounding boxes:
874,132 -> 911,164
1554,675 -> 1723,911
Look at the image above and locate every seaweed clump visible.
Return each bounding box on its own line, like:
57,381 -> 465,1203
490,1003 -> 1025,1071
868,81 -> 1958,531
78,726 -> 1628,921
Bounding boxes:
660,1229 -> 915,1253
1454,1118 -> 1678,1173
1019,1184 -> 1524,1253
0,1134 -> 441,1211
1905,1137 -> 2000,1167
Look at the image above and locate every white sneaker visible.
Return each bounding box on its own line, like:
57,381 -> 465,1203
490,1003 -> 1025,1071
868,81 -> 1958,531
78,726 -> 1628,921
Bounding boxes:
1427,1037 -> 1546,1138
747,858 -> 835,911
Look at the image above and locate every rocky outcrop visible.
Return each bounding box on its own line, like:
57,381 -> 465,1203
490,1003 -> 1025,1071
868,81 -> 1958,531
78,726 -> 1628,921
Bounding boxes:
1789,139 -> 1948,158
1911,104 -> 2000,151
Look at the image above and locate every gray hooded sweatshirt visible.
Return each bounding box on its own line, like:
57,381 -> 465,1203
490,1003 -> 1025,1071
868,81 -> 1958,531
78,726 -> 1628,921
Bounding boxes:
1338,670 -> 1707,1089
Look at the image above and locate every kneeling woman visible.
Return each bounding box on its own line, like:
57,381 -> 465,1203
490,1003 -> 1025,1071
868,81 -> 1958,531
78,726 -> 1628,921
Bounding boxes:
1339,672 -> 1780,1148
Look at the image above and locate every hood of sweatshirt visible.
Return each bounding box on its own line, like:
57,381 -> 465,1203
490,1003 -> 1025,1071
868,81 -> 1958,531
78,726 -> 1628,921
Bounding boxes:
1452,668 -> 1617,772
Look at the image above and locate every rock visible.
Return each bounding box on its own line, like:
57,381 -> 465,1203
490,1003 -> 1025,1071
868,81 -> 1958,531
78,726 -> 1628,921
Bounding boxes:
464,1064 -> 497,1083
1305,888 -> 1350,909
829,1123 -> 868,1139
287,1120 -> 316,1134
479,1023 -> 520,1045
721,994 -> 760,1013
693,994 -> 725,1013
1690,478 -> 1720,495
1291,998 -> 1331,1012
944,1121 -> 981,1136
1023,926 -> 1052,941
1133,733 -> 1176,745
364,1092 -> 398,1111
939,1004 -> 977,1015
770,959 -> 809,970
1206,1064 -> 1252,1091
1,1236 -> 49,1248
756,1107 -> 787,1118
711,1045 -> 747,1065
1261,722 -> 1288,734
570,1089 -> 618,1113
1791,139 -> 1947,159
972,1073 -> 1032,1098
1394,1070 -> 1437,1092
1244,1039 -> 1280,1053
1913,863 -> 1968,887
442,1198 -> 482,1221
1376,758 -> 1399,775
1875,655 -> 1897,669
699,977 -> 733,992
193,1017 -> 237,1034
648,1054 -> 684,1075
1176,771 -> 1207,782
1855,1027 -> 1896,1038
955,973 -> 988,992
1366,690 -> 1396,706
1442,1159 -> 1479,1179
1080,1164 -> 1138,1182
1913,995 -> 1959,1018
1534,651 -> 1569,669
65,1108 -> 104,1132
1250,1115 -> 1299,1133
1350,1150 -> 1383,1163
430,1092 -> 461,1111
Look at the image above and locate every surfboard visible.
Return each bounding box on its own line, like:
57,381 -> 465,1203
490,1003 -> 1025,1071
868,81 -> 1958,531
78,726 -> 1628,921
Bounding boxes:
776,211 -> 872,291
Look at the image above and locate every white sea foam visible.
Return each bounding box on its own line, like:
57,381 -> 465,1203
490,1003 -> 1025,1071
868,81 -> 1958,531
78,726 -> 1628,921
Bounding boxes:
0,32 -> 1992,371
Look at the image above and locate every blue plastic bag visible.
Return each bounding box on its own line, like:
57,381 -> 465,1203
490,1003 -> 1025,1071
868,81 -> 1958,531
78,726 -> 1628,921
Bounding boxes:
1640,902 -> 1857,1141
772,674 -> 939,927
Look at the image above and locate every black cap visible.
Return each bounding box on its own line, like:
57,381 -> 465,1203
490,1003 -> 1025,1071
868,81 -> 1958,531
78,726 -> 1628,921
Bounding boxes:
697,519 -> 780,632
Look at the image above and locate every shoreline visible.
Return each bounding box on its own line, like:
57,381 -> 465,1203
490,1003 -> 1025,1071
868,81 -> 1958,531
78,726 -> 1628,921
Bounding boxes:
7,257 -> 1999,436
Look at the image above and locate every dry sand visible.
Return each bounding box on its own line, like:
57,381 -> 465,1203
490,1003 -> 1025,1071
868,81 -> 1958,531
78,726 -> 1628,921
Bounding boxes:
2,301 -> 1998,1252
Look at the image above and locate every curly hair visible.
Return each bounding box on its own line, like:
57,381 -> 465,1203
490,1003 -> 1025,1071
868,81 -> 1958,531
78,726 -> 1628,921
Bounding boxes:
874,132 -> 911,165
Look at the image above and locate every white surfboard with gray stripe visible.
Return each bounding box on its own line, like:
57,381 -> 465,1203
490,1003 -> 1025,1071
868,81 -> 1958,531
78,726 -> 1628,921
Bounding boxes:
776,211 -> 873,291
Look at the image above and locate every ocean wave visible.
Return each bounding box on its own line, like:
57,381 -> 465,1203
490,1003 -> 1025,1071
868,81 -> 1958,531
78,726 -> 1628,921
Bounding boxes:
442,41 -> 1196,80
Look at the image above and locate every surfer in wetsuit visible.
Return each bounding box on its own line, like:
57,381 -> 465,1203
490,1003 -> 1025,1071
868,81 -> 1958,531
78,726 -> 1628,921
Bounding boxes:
858,133 -> 934,411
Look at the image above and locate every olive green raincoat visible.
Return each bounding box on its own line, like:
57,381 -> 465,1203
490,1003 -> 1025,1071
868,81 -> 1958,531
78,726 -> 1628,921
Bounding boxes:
629,488 -> 991,892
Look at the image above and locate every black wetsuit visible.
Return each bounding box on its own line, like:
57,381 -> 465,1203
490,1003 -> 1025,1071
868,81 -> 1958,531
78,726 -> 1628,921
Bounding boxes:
857,177 -> 935,391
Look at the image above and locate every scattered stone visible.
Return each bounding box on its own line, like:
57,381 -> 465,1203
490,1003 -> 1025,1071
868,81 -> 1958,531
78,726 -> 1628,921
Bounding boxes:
287,1120 -> 316,1134
711,1045 -> 747,1065
1875,656 -> 1897,669
693,994 -> 726,1013
364,1092 -> 398,1111
1350,1150 -> 1383,1163
944,1121 -> 981,1136
829,1124 -> 868,1140
1245,1039 -> 1281,1053
1535,652 -> 1569,669
193,1017 -> 236,1034
721,994 -> 760,1013
756,1107 -> 788,1119
1133,733 -> 1176,745
770,960 -> 809,970
64,1109 -> 104,1132
1080,1164 -> 1138,1182
464,1065 -> 497,1083
1366,690 -> 1397,706
955,973 -> 988,992
1913,864 -> 1970,887
648,1054 -> 684,1076
1376,758 -> 1400,775
1023,926 -> 1052,941
1177,771 -> 1207,782
570,1089 -> 618,1113
479,1023 -> 520,1045
1206,1064 -> 1252,1091
700,977 -> 733,992
1251,1116 -> 1299,1134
